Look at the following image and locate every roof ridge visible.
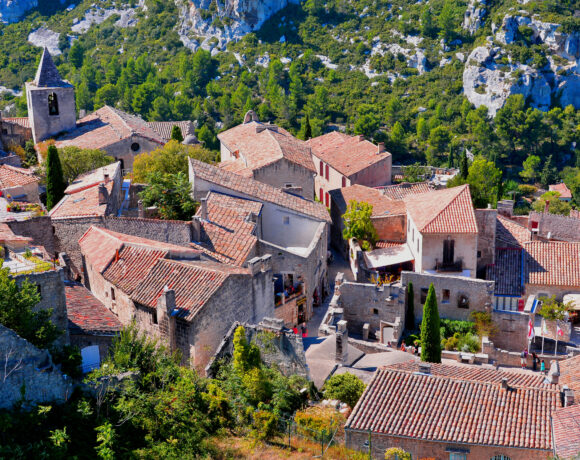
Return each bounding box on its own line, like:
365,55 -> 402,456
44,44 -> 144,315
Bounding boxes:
105,105 -> 135,136
419,184 -> 468,231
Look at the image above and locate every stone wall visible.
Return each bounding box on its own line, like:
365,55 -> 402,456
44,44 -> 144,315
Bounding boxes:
345,430 -> 550,460
26,84 -> 77,143
252,159 -> 315,201
53,216 -> 194,277
102,135 -> 162,172
489,310 -> 530,351
0,118 -> 32,148
12,268 -> 69,346
0,324 -> 72,409
475,208 -> 496,273
401,271 -> 494,323
205,319 -> 309,379
69,333 -> 117,362
7,216 -> 55,257
529,211 -> 580,242
372,214 -> 406,243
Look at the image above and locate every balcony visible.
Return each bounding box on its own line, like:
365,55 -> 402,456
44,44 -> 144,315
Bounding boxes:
274,281 -> 304,307
435,258 -> 463,273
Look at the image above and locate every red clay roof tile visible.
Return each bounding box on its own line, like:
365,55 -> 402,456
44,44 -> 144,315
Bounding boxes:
552,404 -> 580,459
65,282 -> 122,334
0,165 -> 38,189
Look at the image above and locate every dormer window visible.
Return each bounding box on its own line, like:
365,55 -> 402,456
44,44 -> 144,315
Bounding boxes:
48,92 -> 59,116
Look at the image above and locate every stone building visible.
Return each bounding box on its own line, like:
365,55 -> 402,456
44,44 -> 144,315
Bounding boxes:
306,131 -> 392,208
0,164 -> 40,203
79,226 -> 275,372
189,158 -> 330,326
0,324 -> 72,409
528,210 -> 580,243
346,362 -> 572,459
0,116 -> 32,151
217,111 -> 316,200
25,48 -> 76,144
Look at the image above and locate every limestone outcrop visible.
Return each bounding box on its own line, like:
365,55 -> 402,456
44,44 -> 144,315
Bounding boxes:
463,0 -> 488,35
0,0 -> 37,23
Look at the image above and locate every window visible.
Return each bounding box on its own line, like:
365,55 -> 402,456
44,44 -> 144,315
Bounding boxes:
131,142 -> 140,152
443,237 -> 455,265
372,308 -> 379,315
342,176 -> 347,187
152,310 -> 158,324
325,192 -> 329,208
477,250 -> 482,258
1,129 -> 7,135
111,287 -> 116,301
283,216 -> 290,225
442,289 -> 450,303
325,164 -> 329,180
319,161 -> 324,176
490,456 -> 511,460
458,294 -> 469,309
319,188 -> 323,201
48,92 -> 59,115
420,288 -> 428,304
36,285 -> 42,296
449,454 -> 467,460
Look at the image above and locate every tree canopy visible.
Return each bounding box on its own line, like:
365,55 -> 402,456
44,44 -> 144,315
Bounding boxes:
420,283 -> 441,363
342,201 -> 378,251
139,171 -> 197,221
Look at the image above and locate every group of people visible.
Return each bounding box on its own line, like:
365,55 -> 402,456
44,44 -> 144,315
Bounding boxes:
293,324 -> 308,338
521,350 -> 547,373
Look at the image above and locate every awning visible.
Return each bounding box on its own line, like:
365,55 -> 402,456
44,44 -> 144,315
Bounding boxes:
363,243 -> 414,269
563,294 -> 580,311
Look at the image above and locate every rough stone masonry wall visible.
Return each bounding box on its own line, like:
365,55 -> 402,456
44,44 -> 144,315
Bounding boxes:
529,211 -> 580,242
336,279 -> 405,338
53,216 -> 194,277
206,321 -> 308,379
475,208 -> 497,273
401,271 -> 494,323
490,310 -> 530,352
7,216 -> 56,257
0,324 -> 72,409
345,430 -> 550,460
12,268 -> 69,346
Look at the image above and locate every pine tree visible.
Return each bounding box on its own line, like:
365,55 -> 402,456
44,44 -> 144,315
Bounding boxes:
420,284 -> 441,363
171,125 -> 184,142
448,148 -> 455,168
460,151 -> 469,179
45,145 -> 66,210
405,282 -> 415,330
303,113 -> 313,140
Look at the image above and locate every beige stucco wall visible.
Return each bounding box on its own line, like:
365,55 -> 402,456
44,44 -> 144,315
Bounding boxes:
252,159 -> 315,200
103,135 -> 163,172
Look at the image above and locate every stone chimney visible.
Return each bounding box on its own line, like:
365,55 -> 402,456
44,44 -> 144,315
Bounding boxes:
501,378 -> 509,390
98,183 -> 108,205
246,256 -> 263,276
191,216 -> 201,241
563,387 -> 575,407
418,363 -> 431,375
200,197 -> 208,220
357,135 -> 364,142
335,320 -> 349,364
103,172 -> 110,183
548,360 -> 560,385
137,199 -> 144,218
156,287 -> 177,352
377,142 -> 385,154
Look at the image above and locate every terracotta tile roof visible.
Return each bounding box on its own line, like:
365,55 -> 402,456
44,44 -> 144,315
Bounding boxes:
218,160 -> 254,178
387,361 -> 557,388
79,226 -> 199,274
0,223 -> 32,243
549,182 -> 572,199
524,241 -> 580,287
403,185 -> 478,234
130,259 -> 248,320
559,354 -> 580,393
146,121 -> 196,142
307,131 -> 391,177
65,162 -> 120,194
0,165 -> 38,189
103,246 -> 168,295
191,192 -> 262,266
487,247 -> 524,296
189,158 -> 331,223
329,184 -> 406,216
378,182 -> 433,200
218,121 -> 315,173
552,404 -> 580,459
65,281 -> 122,335
49,181 -> 113,219
375,240 -> 406,249
346,365 -> 561,450
3,117 -> 30,129
54,106 -> 165,150
496,214 -> 532,248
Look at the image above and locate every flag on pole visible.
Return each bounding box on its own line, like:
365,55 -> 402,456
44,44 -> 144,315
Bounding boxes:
528,318 -> 535,340
557,323 -> 564,337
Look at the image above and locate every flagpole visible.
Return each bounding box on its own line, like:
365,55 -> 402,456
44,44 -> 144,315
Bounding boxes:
541,318 -> 545,356
555,320 -> 558,356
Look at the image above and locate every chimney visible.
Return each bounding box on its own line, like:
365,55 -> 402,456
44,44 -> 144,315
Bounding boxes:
246,256 -> 263,276
98,183 -> 108,205
501,378 -> 509,390
544,200 -> 550,214
103,173 -> 110,183
335,320 -> 349,364
191,216 -> 201,241
377,142 -> 385,153
357,135 -> 364,142
156,287 -> 177,352
564,387 -> 575,407
548,360 -> 560,385
200,197 -> 208,220
418,363 -> 431,375
137,199 -> 144,218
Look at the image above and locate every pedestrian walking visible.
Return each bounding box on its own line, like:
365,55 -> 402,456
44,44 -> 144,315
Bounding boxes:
541,359 -> 546,374
520,349 -> 527,368
532,352 -> 538,371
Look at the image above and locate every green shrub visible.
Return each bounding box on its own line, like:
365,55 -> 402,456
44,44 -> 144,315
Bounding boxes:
322,373 -> 366,408
439,319 -> 476,339
251,410 -> 278,441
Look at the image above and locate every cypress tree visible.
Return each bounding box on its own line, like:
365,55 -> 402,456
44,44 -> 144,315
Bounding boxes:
405,282 -> 415,330
420,283 -> 441,363
460,151 -> 469,179
303,113 -> 312,140
45,145 -> 66,210
171,125 -> 184,143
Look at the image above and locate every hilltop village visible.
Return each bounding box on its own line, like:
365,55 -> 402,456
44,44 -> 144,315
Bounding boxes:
1,48 -> 580,459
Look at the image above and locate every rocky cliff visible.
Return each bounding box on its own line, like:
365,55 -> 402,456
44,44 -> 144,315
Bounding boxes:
0,0 -> 37,23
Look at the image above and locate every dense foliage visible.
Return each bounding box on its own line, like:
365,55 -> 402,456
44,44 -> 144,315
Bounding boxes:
342,201 -> 377,251
138,171 -> 197,220
322,372 -> 366,408
420,283 -> 441,363
55,147 -> 114,184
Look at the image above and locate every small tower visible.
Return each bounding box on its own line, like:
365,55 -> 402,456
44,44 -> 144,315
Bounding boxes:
25,48 -> 76,143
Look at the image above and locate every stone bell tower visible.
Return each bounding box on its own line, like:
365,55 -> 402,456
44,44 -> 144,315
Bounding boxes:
25,48 -> 76,143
